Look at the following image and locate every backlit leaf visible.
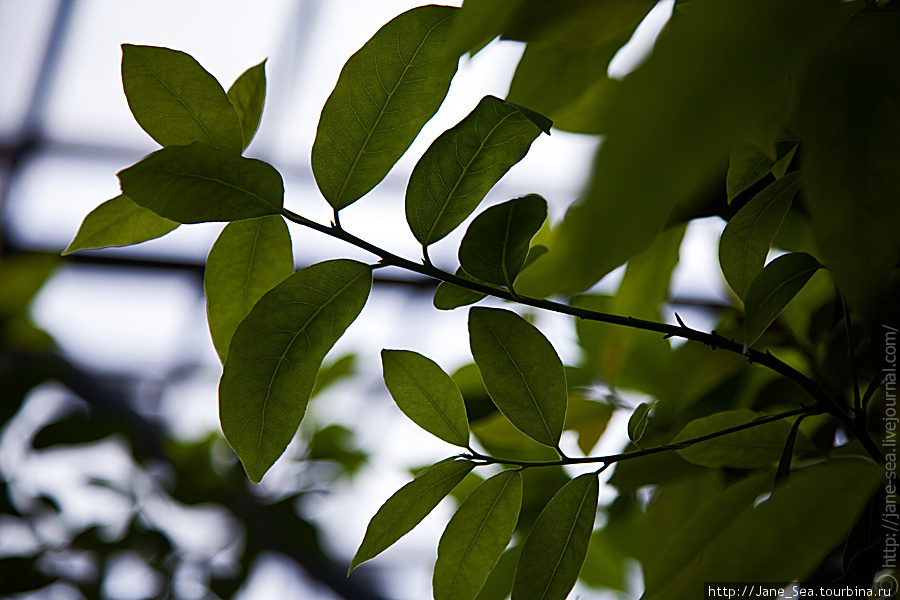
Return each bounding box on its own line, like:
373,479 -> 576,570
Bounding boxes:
121,44 -> 242,151
797,12 -> 900,317
674,409 -> 814,469
312,5 -> 458,211
227,59 -> 267,151
204,215 -> 293,362
719,172 -> 802,299
434,268 -> 490,311
744,252 -> 819,346
350,458 -> 475,574
118,142 -> 283,223
63,195 -> 177,255
406,96 -> 551,247
627,402 -> 653,446
458,194 -> 547,288
469,307 -> 567,448
219,259 -> 372,482
382,349 -> 469,446
434,470 -> 522,600
512,472 -> 599,600
726,143 -> 775,203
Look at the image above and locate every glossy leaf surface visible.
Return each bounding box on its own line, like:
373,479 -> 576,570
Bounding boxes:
121,44 -> 242,151
63,195 -> 177,255
458,194 -> 547,288
798,12 -> 900,317
674,409 -> 813,469
434,470 -> 522,600
350,458 -> 475,573
512,472 -> 599,600
469,307 -> 566,448
219,259 -> 372,482
118,142 -> 283,223
227,59 -> 267,151
406,95 -> 551,247
204,215 -> 293,362
744,252 -> 819,346
312,5 -> 458,210
719,172 -> 801,299
381,349 -> 469,446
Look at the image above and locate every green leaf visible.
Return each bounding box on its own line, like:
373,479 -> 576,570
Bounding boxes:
458,195 -> 547,288
563,393 -> 613,456
468,307 -> 567,448
627,402 -> 653,447
434,470 -> 523,600
512,472 -> 599,600
744,252 -> 819,346
674,409 -> 814,469
719,172 -> 802,299
406,96 -> 551,247
227,59 -> 267,151
726,143 -> 775,203
797,12 -> 900,318
516,0 -> 837,296
434,268 -> 490,311
118,142 -> 283,223
647,460 -> 883,598
312,5 -> 458,211
381,349 -> 469,447
219,259 -> 372,483
349,458 -> 475,574
121,44 -> 242,151
63,195 -> 178,255
444,0 -> 520,59
204,215 -> 293,362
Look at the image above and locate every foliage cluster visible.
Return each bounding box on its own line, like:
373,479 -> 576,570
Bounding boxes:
59,0 -> 900,598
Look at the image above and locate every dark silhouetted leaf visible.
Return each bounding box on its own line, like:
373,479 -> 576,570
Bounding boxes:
312,6 -> 458,210
726,143 -> 775,203
719,172 -> 801,299
512,472 -> 599,600
406,96 -> 551,247
382,349 -> 469,446
121,44 -> 242,151
646,460 -> 883,598
458,194 -> 547,288
227,59 -> 267,151
118,142 -> 283,223
744,252 -> 819,346
434,470 -> 522,600
469,307 -> 567,448
350,458 -> 475,573
219,259 -> 372,482
204,215 -> 293,362
63,195 -> 178,255
797,12 -> 900,317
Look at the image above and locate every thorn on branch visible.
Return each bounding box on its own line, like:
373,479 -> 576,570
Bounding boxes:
675,312 -> 687,328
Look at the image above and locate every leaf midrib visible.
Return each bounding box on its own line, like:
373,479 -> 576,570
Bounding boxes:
257,266 -> 369,462
479,313 -> 555,445
388,352 -> 466,445
423,110 -> 519,246
148,166 -> 280,212
334,14 -> 452,208
535,477 -> 595,600
135,53 -> 220,147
